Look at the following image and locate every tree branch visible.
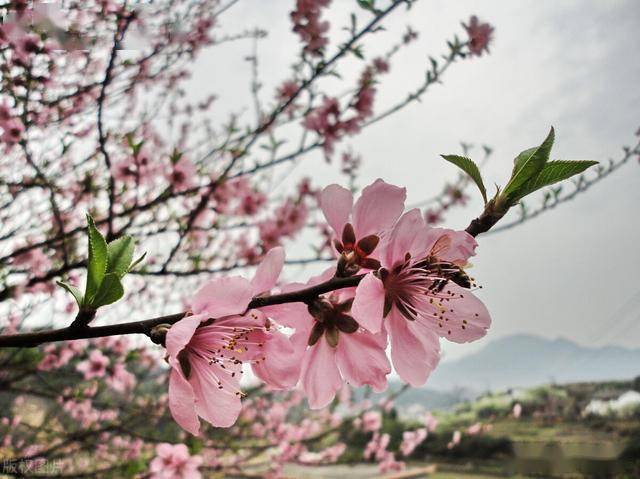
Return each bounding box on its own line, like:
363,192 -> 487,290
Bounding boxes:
0,275 -> 363,348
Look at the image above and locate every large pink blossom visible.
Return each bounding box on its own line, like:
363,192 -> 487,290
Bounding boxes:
319,178 -> 406,276
166,247 -> 296,434
351,209 -> 490,386
149,443 -> 202,479
264,281 -> 391,409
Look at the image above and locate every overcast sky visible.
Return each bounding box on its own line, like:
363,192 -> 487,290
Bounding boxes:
181,0 -> 640,360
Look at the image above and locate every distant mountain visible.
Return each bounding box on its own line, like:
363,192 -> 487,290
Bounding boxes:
425,334 -> 640,392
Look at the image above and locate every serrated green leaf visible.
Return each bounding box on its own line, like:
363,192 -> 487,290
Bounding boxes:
107,236 -> 135,278
90,272 -> 124,308
516,160 -> 598,199
502,127 -> 555,203
56,281 -> 84,307
440,154 -> 488,203
85,214 -> 108,304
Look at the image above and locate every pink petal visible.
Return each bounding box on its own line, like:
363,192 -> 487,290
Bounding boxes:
352,179 -> 406,238
307,265 -> 337,285
251,246 -> 285,294
155,442 -> 173,458
387,310 -> 440,387
169,368 -> 200,436
424,228 -> 477,265
384,209 -> 426,266
261,302 -> 313,331
351,273 -> 385,333
300,337 -> 342,409
319,184 -> 353,238
190,360 -> 242,428
252,330 -> 303,389
166,315 -> 205,359
336,331 -> 391,392
435,284 -> 490,343
190,276 -> 254,318
443,230 -> 477,265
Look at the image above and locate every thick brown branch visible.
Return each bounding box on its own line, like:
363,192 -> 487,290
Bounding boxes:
0,275 -> 363,348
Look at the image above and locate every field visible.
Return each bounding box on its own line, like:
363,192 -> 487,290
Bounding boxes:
290,379 -> 640,478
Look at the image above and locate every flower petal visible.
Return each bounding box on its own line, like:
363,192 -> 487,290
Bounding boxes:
351,273 -> 385,333
336,331 -> 390,392
169,368 -> 200,436
319,184 -> 353,238
190,359 -> 242,428
166,314 -> 205,360
424,228 -> 477,265
384,209 -> 426,266
190,276 -> 253,318
300,337 -> 342,409
436,284 -> 490,343
352,179 -> 406,238
388,309 -> 440,387
252,330 -> 302,390
251,246 -> 285,294
261,302 -> 313,332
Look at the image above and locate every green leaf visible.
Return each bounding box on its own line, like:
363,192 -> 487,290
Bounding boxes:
56,281 -> 84,307
502,127 -> 555,203
85,214 -> 108,304
128,251 -> 147,273
107,236 -> 135,278
516,160 -> 598,199
90,273 -> 124,308
440,154 -> 488,203
357,0 -> 376,11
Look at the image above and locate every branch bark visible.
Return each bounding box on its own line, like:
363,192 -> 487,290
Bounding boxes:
0,275 -> 363,348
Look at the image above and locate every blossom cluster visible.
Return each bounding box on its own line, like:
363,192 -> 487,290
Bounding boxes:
303,58 -> 391,156
166,178 -> 490,434
290,0 -> 331,56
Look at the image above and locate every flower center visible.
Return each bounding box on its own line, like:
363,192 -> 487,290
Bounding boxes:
334,222 -> 381,276
377,253 -> 476,323
306,297 -> 359,348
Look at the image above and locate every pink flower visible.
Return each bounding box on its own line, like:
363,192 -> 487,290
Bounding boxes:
372,57 -> 389,74
364,432 -> 390,461
513,403 -> 522,419
362,411 -> 382,432
276,79 -> 299,102
378,452 -> 405,474
1,118 -> 25,146
167,157 -> 196,191
166,247 -> 295,434
447,430 -> 462,449
423,411 -> 438,432
319,179 -> 406,276
290,0 -> 331,56
264,283 -> 391,409
76,350 -> 109,380
463,16 -> 494,57
425,208 -> 443,225
304,96 -> 357,155
106,363 -> 136,393
149,443 -> 202,479
0,100 -> 12,124
466,422 -> 483,436
351,209 -> 490,386
400,428 -> 427,456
